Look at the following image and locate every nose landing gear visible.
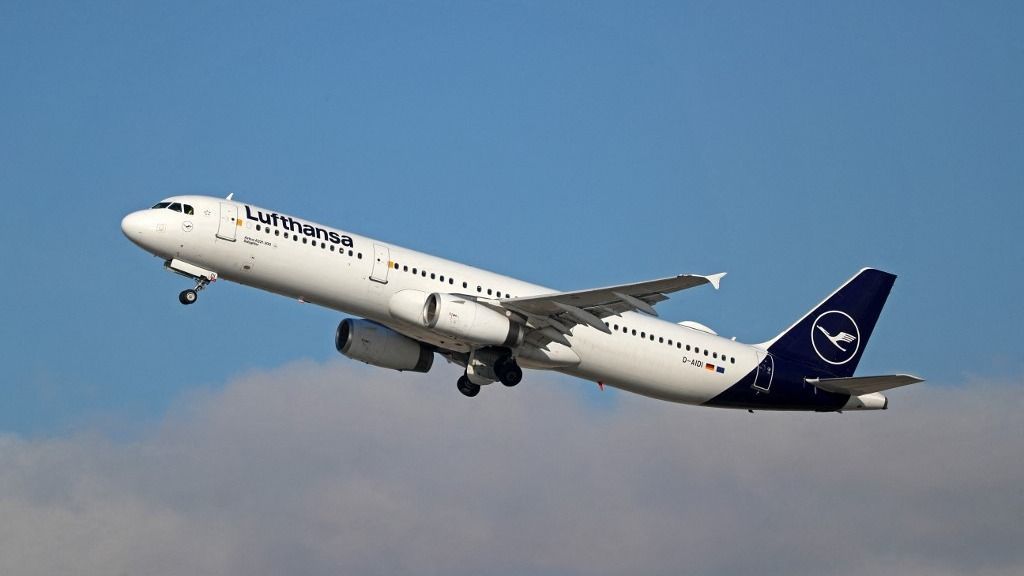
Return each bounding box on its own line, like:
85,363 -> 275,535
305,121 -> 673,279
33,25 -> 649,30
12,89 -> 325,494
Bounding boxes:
178,276 -> 210,306
179,288 -> 198,305
164,259 -> 218,306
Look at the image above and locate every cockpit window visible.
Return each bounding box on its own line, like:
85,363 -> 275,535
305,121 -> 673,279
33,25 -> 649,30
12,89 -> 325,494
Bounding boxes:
168,202 -> 182,212
151,202 -> 171,209
183,204 -> 194,215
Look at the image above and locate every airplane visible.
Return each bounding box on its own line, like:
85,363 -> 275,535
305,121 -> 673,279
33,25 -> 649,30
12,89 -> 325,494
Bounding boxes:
121,195 -> 923,412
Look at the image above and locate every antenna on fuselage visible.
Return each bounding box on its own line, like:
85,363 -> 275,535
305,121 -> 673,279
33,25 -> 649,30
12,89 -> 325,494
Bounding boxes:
225,192 -> 234,200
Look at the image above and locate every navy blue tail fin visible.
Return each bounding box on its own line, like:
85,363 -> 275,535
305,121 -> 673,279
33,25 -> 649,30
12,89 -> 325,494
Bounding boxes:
763,268 -> 896,378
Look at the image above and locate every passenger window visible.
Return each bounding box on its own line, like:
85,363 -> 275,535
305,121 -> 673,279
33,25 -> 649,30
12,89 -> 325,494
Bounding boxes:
677,342 -> 682,349
463,282 -> 468,288
168,202 -> 182,212
487,288 -> 492,295
412,268 -> 417,274
659,337 -> 664,343
256,224 -> 262,231
183,204 -> 194,215
275,230 -> 279,236
422,271 -> 427,277
357,253 -> 362,259
641,332 -> 645,338
449,278 -> 454,285
632,329 -> 637,336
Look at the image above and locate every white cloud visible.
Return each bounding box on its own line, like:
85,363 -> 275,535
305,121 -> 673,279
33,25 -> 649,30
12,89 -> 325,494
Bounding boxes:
1,360 -> 1022,576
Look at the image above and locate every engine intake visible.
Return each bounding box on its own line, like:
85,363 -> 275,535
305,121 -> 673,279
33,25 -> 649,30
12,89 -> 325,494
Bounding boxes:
422,293 -> 524,347
336,318 -> 434,373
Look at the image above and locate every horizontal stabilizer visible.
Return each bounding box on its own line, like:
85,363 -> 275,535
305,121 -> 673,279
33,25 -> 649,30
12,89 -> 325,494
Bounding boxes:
806,374 -> 924,396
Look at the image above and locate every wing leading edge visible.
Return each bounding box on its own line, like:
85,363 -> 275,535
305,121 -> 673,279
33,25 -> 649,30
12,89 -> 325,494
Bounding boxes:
494,273 -> 725,347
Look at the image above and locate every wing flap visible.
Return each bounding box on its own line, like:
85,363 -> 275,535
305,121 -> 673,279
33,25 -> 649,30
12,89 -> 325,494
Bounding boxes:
806,374 -> 924,395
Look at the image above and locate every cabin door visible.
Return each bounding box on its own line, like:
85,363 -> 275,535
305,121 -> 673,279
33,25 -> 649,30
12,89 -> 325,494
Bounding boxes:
752,351 -> 774,392
217,203 -> 238,241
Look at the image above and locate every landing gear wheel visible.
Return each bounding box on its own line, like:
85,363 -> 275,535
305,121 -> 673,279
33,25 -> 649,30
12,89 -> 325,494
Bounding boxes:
457,375 -> 480,397
179,289 -> 198,305
496,358 -> 523,387
178,275 -> 211,306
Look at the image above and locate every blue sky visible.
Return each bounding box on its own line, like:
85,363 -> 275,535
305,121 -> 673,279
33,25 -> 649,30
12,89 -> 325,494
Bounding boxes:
1,0 -> 1021,434
2,3 -> 1024,574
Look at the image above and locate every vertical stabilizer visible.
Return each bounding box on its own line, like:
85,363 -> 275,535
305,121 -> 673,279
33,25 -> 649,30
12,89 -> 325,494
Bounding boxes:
761,268 -> 896,378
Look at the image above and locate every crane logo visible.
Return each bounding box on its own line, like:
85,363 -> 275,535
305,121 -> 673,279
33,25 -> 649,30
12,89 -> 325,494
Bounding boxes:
811,311 -> 860,365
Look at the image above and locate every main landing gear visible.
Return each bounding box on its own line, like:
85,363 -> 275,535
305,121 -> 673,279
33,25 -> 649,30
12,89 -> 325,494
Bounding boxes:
178,277 -> 210,306
457,374 -> 480,397
456,354 -> 522,397
495,356 -> 523,387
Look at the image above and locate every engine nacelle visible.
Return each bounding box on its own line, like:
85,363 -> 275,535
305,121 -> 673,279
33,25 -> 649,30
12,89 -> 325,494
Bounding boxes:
422,293 -> 524,347
335,318 -> 434,373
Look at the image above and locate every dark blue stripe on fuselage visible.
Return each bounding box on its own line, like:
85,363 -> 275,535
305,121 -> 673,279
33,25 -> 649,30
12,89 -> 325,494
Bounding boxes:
703,358 -> 850,411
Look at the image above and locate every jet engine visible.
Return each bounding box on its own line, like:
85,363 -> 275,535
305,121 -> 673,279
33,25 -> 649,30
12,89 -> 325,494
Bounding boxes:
422,293 -> 524,347
335,318 -> 434,373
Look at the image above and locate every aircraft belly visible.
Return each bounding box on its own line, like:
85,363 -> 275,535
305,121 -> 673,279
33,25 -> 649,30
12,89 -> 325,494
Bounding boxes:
565,328 -> 729,405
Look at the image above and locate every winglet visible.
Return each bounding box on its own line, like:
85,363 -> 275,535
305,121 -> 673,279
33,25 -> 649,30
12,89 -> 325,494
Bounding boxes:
705,273 -> 726,290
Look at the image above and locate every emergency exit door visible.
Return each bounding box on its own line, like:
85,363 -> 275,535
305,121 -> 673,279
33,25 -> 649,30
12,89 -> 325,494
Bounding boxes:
370,244 -> 390,284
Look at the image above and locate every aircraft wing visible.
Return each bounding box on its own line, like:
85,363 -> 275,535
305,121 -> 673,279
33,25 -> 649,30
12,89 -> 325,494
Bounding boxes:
494,273 -> 725,347
806,374 -> 925,395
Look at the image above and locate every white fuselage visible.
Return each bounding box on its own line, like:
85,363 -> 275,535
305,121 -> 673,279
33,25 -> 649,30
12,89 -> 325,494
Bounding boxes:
121,195 -> 844,408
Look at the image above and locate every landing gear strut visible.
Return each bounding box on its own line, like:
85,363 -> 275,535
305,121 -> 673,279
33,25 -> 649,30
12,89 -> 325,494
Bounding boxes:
178,277 -> 210,306
457,374 -> 480,397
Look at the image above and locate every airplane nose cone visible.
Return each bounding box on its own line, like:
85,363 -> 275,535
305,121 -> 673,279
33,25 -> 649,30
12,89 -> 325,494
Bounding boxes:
121,211 -> 144,240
